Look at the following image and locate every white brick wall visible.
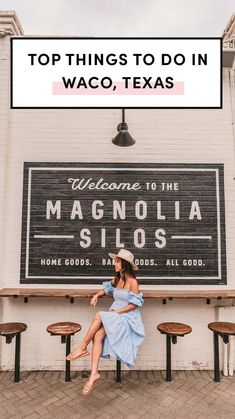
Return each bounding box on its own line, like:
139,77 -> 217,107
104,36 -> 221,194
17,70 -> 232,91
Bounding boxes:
0,18 -> 235,370
0,35 -> 11,327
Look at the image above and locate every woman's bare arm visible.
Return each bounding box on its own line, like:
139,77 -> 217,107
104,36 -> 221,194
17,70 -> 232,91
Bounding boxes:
114,303 -> 137,314
90,278 -> 115,306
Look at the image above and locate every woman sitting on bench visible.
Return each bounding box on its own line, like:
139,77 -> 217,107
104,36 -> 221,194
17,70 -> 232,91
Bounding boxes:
66,249 -> 145,395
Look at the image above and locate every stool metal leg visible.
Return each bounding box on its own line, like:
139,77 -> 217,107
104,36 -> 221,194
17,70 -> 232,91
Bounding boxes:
14,333 -> 21,383
116,360 -> 121,382
65,335 -> 71,382
213,332 -> 220,382
166,334 -> 172,382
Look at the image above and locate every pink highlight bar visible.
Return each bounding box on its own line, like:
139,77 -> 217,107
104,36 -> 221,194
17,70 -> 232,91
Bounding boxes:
52,81 -> 184,95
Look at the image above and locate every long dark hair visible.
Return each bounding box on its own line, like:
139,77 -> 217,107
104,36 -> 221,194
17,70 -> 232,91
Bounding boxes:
113,259 -> 138,288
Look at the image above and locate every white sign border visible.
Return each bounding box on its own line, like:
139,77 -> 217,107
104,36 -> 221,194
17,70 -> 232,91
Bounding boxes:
24,166 -> 221,281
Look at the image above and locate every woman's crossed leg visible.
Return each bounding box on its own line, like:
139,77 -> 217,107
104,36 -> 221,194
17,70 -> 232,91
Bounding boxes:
66,312 -> 103,360
82,325 -> 106,395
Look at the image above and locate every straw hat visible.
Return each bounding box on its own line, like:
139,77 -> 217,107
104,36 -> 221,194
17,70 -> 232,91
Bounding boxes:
108,249 -> 138,271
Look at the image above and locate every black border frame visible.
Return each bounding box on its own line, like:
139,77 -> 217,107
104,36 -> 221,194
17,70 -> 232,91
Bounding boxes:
11,37 -> 223,109
20,162 -> 227,285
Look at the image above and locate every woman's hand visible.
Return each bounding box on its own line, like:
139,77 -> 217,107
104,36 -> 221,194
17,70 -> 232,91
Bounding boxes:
90,294 -> 98,307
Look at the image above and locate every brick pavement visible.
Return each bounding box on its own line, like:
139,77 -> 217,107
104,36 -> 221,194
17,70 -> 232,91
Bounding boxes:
0,370 -> 235,418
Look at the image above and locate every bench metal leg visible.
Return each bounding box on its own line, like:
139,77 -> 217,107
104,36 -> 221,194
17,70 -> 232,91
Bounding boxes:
65,335 -> 71,382
14,333 -> 21,383
116,360 -> 121,382
213,332 -> 220,382
166,334 -> 172,382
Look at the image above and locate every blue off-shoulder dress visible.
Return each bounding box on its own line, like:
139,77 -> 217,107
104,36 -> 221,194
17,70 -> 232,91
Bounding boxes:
99,281 -> 145,368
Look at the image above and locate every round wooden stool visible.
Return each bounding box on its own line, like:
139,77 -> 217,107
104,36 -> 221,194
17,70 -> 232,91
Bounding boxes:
46,322 -> 82,382
208,321 -> 235,382
157,322 -> 192,381
0,322 -> 27,382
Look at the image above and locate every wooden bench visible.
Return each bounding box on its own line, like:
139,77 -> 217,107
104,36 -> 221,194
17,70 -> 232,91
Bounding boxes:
1,288 -> 235,383
208,322 -> 235,382
0,288 -> 235,304
46,321 -> 82,382
0,322 -> 27,382
0,288 -> 127,382
157,322 -> 192,381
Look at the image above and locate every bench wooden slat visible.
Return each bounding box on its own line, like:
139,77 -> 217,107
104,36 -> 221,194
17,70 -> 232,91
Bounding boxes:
0,288 -> 235,299
0,288 -> 97,298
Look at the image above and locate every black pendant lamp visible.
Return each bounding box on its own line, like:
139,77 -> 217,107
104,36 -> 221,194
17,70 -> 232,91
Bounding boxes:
112,109 -> 136,147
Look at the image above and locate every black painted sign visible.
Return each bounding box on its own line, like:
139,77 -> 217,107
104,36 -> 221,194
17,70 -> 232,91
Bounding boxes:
20,163 -> 226,285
